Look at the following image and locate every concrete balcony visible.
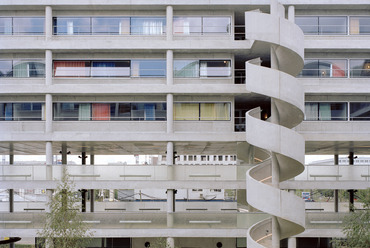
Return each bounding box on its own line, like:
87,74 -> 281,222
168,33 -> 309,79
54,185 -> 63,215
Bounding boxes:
0,211 -> 348,238
0,164 -> 250,189
301,78 -> 370,94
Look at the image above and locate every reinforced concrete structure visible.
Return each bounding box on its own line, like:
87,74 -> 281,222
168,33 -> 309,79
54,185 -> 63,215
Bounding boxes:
0,0 -> 369,247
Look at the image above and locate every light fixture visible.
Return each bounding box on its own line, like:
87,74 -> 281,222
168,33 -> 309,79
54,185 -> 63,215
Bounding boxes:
217,242 -> 223,248
145,241 -> 150,247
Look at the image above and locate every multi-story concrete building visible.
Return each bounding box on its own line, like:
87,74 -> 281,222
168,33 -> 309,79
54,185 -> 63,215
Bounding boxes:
0,0 -> 369,247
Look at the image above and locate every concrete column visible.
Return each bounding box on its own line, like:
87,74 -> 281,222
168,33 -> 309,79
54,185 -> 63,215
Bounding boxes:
167,94 -> 174,133
166,142 -> 175,229
288,6 -> 295,23
45,6 -> 53,40
9,153 -> 14,213
270,46 -> 279,70
166,6 -> 173,41
288,237 -> 296,248
46,141 -> 53,180
348,152 -> 355,212
166,50 -> 173,85
90,154 -> 94,212
167,237 -> 175,248
334,190 -> 339,212
45,94 -> 53,133
45,50 -> 52,85
61,143 -> 67,164
81,189 -> 87,212
270,0 -> 278,16
334,154 -> 339,212
272,216 -> 280,248
90,189 -> 95,212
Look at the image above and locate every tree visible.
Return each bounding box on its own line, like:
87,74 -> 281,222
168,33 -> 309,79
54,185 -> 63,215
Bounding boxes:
332,188 -> 370,248
37,167 -> 93,248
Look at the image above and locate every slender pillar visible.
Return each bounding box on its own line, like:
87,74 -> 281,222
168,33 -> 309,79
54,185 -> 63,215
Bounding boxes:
90,154 -> 95,212
166,50 -> 173,85
45,94 -> 53,133
348,152 -> 355,212
166,6 -> 173,41
166,142 -> 175,231
270,0 -> 278,16
272,217 -> 280,248
9,153 -> 14,213
46,142 -> 53,179
334,154 -> 339,212
288,6 -> 295,23
45,6 -> 52,40
167,237 -> 175,248
81,189 -> 87,213
61,143 -> 67,164
288,237 -> 296,248
167,94 -> 174,133
45,50 -> 52,85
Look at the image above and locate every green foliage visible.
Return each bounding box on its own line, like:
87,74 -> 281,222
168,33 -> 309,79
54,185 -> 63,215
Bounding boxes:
149,238 -> 178,248
37,167 -> 93,248
332,188 -> 370,248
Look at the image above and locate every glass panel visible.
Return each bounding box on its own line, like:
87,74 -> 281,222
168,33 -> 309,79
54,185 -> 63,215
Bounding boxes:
131,59 -> 166,77
350,59 -> 370,78
0,103 -> 13,121
174,103 -> 199,120
111,103 -> 131,120
318,59 -> 347,78
350,17 -> 370,35
202,17 -> 230,34
78,103 -> 91,121
13,17 -> 44,35
92,103 -> 111,120
92,17 -> 130,35
0,60 -> 13,77
298,60 -> 319,77
53,103 -> 79,121
53,17 -> 91,35
12,103 -> 43,121
319,17 -> 347,35
53,61 -> 90,77
91,61 -> 130,77
200,103 -> 230,120
173,17 -> 201,34
350,102 -> 370,121
200,60 -> 231,77
130,17 -> 165,35
319,103 -> 347,121
174,60 -> 199,77
295,17 -> 318,35
0,18 -> 12,35
304,102 -> 319,121
13,60 -> 45,78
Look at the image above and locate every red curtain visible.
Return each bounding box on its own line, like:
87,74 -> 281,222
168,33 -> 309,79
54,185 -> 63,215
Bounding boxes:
92,103 -> 110,120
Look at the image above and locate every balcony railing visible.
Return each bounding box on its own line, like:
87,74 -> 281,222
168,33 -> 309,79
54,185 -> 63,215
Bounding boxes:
0,164 -> 251,182
0,211 -> 348,230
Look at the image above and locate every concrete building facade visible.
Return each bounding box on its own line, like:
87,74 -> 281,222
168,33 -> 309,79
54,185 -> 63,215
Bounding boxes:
0,0 -> 369,247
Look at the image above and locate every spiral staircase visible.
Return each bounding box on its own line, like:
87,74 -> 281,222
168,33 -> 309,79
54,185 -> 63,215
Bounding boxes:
243,2 -> 306,247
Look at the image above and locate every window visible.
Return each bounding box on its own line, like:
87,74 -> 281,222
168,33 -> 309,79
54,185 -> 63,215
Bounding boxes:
0,60 -> 12,77
131,59 -> 166,77
11,17 -> 44,35
174,59 -> 231,78
350,102 -> 370,121
53,61 -> 91,77
350,59 -> 370,78
13,60 -> 45,78
298,59 -> 347,78
54,102 -> 166,121
349,17 -> 370,35
174,102 -> 230,121
174,60 -> 199,78
0,18 -> 12,35
173,16 -> 230,35
0,103 -> 44,121
295,16 -> 347,35
305,102 -> 347,121
92,17 -> 130,35
200,60 -> 231,77
130,17 -> 165,35
91,61 -> 130,77
53,17 -> 91,35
